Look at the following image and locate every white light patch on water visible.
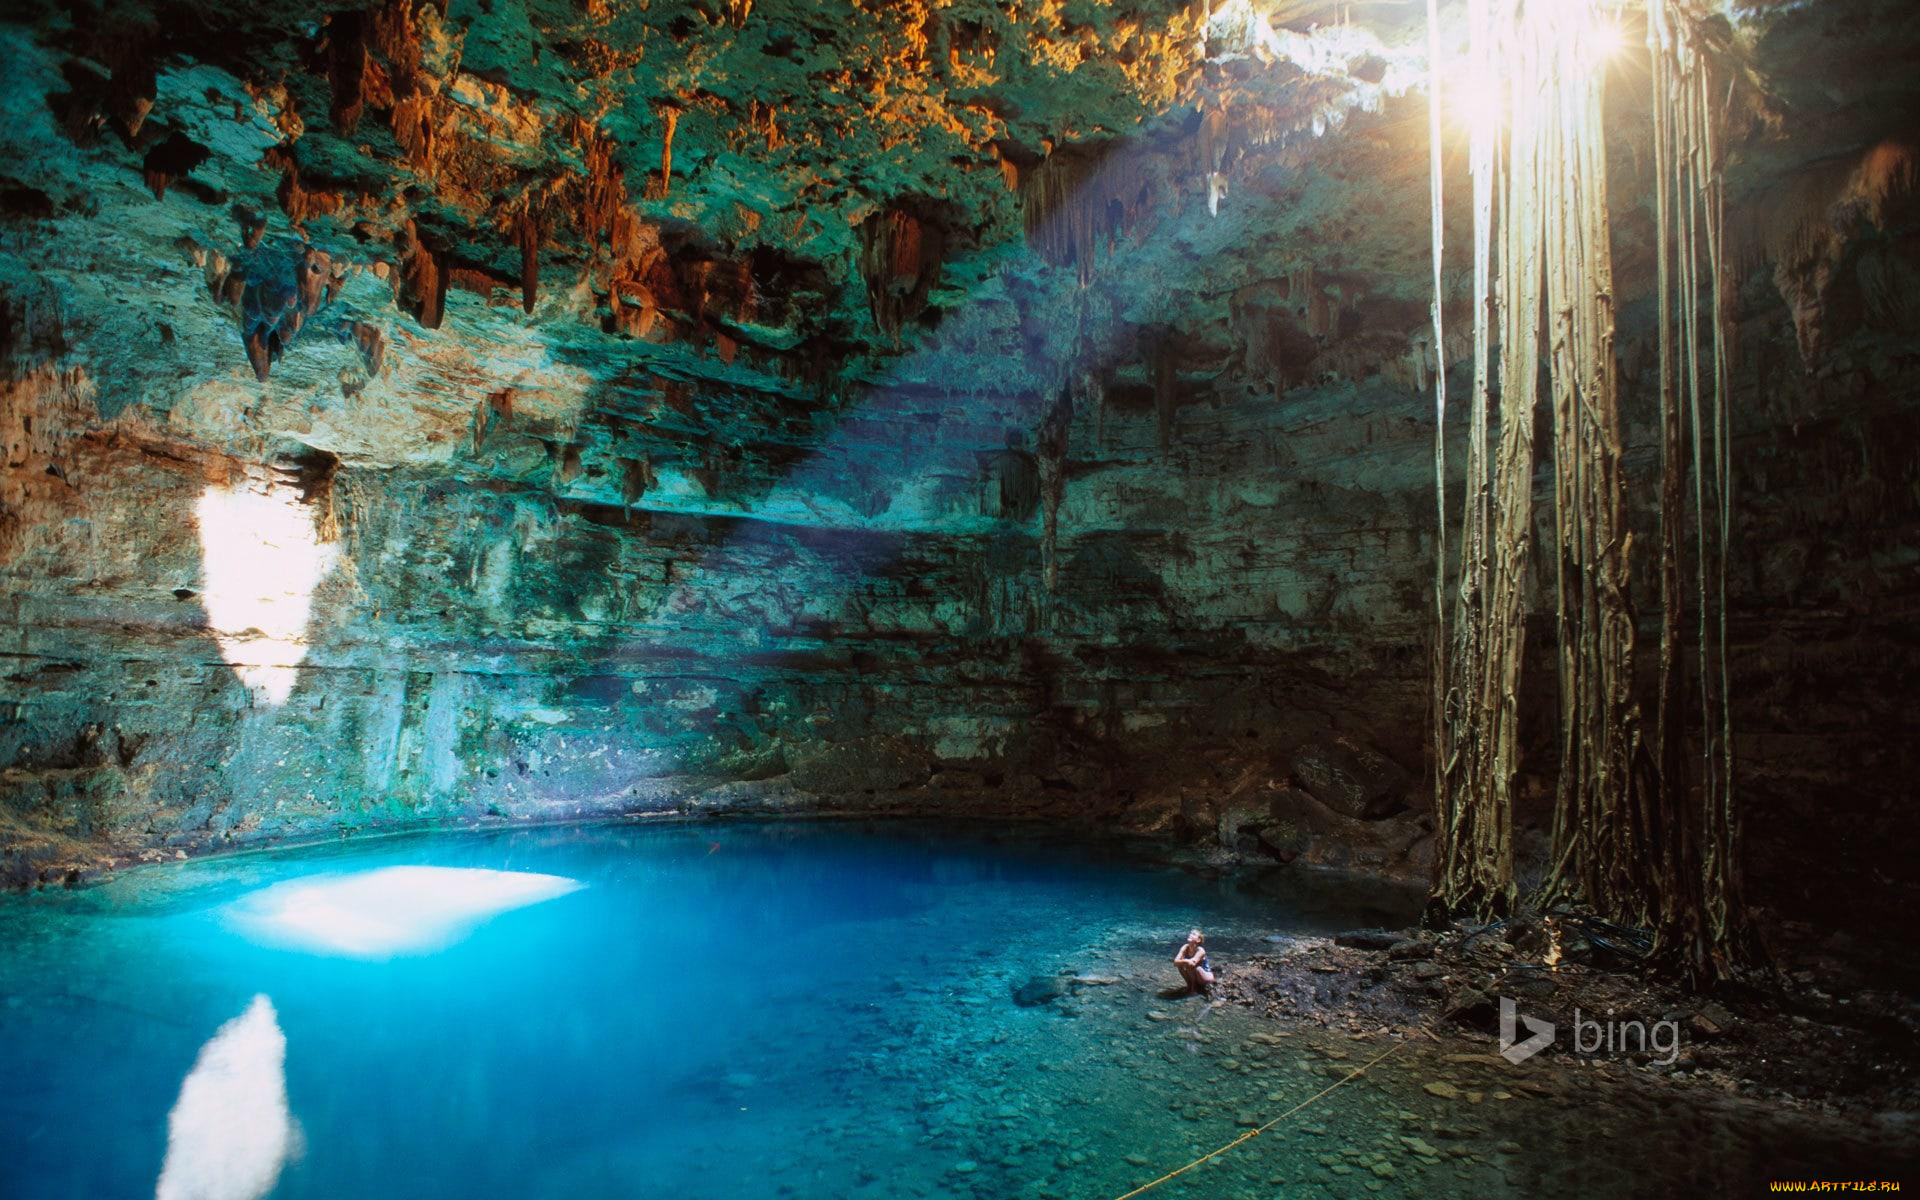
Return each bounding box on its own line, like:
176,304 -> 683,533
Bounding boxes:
157,995 -> 295,1200
224,866 -> 585,958
194,479 -> 338,707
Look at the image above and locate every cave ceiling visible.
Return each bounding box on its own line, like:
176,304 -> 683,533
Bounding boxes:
0,0 -> 1914,531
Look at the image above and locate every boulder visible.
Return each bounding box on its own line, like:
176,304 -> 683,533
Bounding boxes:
1334,928 -> 1407,951
1011,976 -> 1065,1008
1244,783 -> 1427,877
1289,737 -> 1415,820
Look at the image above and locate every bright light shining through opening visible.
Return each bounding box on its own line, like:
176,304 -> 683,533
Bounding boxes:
1444,8 -> 1627,138
194,480 -> 338,706
223,866 -> 585,959
1591,19 -> 1627,62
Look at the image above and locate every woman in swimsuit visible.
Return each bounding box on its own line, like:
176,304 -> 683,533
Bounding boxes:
1174,929 -> 1214,995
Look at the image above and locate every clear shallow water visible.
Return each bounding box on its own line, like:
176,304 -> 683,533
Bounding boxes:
0,822 -> 1905,1200
0,821 -> 1403,1200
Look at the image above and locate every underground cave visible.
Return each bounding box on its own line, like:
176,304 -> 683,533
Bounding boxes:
1,0 -> 1917,1196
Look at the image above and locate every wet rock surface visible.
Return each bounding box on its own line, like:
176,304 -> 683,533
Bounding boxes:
1219,919 -> 1920,1123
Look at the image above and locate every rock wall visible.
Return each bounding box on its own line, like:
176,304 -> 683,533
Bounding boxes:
0,288 -> 1438,881
1,0 -> 1917,962
0,0 -> 1447,883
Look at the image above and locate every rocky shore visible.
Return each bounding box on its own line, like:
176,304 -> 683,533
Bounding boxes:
1216,916 -> 1920,1128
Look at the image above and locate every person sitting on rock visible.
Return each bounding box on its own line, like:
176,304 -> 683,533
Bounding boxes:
1174,929 -> 1214,995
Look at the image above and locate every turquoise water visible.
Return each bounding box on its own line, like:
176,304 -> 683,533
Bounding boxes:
0,822 -> 1395,1199
0,822 -> 1905,1199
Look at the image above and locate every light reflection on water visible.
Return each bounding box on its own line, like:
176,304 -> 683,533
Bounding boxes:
3,822 -> 1367,1199
4,821 -> 1890,1199
222,866 -> 585,959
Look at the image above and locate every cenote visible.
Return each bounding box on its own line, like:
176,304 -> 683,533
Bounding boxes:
4,0 -> 1919,1194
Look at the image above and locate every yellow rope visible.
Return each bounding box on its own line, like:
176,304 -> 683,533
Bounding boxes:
1109,1037 -> 1409,1200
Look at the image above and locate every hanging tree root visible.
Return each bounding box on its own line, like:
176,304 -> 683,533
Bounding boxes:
1424,0 -> 1761,982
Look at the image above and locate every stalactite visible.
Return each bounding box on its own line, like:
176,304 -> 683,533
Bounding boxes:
1198,105 -> 1231,216
747,100 -> 783,151
1762,140 -> 1915,363
390,94 -> 440,173
395,219 -> 447,329
1019,149 -> 1153,286
655,107 -> 681,199
272,154 -> 348,228
325,9 -> 369,134
858,208 -> 945,342
568,118 -> 665,342
518,209 -> 540,314
141,133 -> 209,201
101,37 -> 156,140
277,448 -> 343,543
236,208 -> 266,250
219,245 -> 335,382
347,321 -> 386,377
997,152 -> 1019,193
